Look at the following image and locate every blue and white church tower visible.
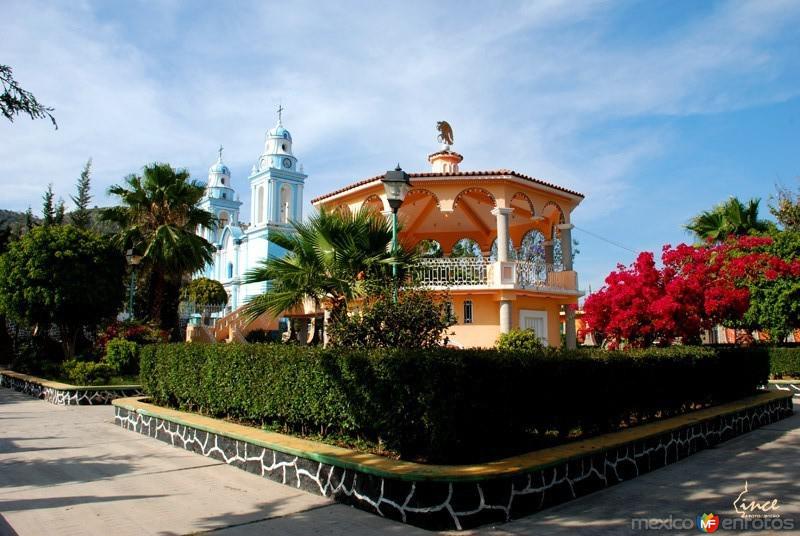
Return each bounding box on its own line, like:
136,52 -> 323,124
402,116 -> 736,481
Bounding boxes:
197,109 -> 307,311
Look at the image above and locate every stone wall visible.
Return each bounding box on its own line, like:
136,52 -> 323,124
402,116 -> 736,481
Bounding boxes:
114,393 -> 792,531
1,371 -> 143,406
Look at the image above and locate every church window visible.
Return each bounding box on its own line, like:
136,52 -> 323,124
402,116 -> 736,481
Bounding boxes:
280,185 -> 291,224
221,178 -> 225,185
222,193 -> 226,199
227,262 -> 233,279
281,143 -> 287,151
219,211 -> 229,228
257,186 -> 264,224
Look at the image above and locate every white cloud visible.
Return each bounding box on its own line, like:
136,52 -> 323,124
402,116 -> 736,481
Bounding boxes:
1,0 -> 797,236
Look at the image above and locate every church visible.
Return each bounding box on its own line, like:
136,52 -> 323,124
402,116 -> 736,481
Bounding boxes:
196,110 -> 307,311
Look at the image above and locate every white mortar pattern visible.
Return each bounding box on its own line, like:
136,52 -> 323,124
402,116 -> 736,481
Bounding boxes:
1,374 -> 142,405
114,398 -> 791,531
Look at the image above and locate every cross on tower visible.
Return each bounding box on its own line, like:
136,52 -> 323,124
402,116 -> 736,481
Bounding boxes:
218,144 -> 224,160
276,103 -> 283,124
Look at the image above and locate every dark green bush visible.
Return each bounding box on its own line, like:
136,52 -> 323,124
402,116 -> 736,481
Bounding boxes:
62,359 -> 115,385
104,338 -> 139,375
140,344 -> 768,464
328,289 -> 453,349
769,347 -> 800,377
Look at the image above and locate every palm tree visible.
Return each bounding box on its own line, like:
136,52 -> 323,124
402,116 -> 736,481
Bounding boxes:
686,197 -> 770,243
102,163 -> 215,336
242,207 -> 413,324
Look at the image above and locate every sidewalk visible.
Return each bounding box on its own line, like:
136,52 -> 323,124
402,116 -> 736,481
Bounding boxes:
1,387 -> 798,535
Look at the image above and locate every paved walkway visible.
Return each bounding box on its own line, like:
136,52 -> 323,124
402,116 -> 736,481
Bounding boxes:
1,388 -> 798,535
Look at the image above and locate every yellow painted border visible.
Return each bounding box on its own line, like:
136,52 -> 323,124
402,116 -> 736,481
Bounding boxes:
0,369 -> 141,391
114,390 -> 791,482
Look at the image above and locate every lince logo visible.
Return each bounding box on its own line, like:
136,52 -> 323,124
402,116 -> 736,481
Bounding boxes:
733,481 -> 780,519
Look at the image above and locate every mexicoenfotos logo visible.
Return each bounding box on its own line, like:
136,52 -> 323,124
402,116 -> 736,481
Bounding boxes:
696,513 -> 720,533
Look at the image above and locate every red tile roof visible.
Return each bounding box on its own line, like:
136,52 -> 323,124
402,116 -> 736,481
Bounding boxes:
310,169 -> 584,204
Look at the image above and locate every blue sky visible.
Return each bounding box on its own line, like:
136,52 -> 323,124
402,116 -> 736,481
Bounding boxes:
2,0 -> 799,293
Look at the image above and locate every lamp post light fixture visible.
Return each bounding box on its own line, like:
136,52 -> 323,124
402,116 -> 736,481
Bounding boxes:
381,165 -> 412,303
125,248 -> 143,321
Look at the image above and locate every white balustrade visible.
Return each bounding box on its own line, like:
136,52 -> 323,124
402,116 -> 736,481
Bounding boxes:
414,257 -> 490,287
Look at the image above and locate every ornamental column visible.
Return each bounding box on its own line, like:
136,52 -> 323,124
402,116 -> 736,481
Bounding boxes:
557,223 -> 574,271
232,240 -> 241,309
499,299 -> 512,334
556,223 -> 577,349
491,207 -> 513,262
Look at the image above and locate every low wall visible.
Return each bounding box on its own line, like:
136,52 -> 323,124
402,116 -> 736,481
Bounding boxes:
769,380 -> 800,400
113,391 -> 792,531
0,370 -> 143,406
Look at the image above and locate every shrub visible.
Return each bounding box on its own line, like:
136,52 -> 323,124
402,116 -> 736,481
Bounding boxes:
245,329 -> 283,343
140,344 -> 767,464
62,359 -> 114,385
328,289 -> 453,349
104,338 -> 139,375
180,277 -> 228,306
496,329 -> 545,352
97,321 -> 167,352
769,347 -> 800,377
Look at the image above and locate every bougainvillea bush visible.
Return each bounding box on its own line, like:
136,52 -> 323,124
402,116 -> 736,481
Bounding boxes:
583,236 -> 800,348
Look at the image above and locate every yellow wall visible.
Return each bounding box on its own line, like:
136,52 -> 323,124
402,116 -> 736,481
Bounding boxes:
447,293 -> 568,349
448,294 -> 502,348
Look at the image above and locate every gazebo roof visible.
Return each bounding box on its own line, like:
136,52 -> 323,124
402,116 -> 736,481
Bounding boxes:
311,169 -> 584,205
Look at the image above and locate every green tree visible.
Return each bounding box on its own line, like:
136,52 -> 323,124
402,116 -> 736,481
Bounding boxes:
743,231 -> 800,341
770,182 -> 800,231
450,238 -> 482,258
54,198 -> 65,225
70,159 -> 93,229
41,184 -> 55,226
0,225 -> 125,359
685,197 -> 770,243
243,207 -> 413,323
24,207 -> 36,231
101,163 -> 215,336
181,277 -> 228,306
0,65 -> 56,128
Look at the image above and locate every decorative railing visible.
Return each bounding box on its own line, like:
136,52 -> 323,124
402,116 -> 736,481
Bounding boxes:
414,257 -> 490,286
516,260 -> 549,289
413,258 -> 577,292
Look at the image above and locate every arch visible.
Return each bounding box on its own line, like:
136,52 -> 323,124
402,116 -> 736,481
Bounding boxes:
218,210 -> 230,229
489,237 -> 518,261
518,229 -> 546,263
334,204 -> 352,216
450,237 -> 483,258
360,194 -> 384,213
416,239 -> 443,258
280,185 -> 291,223
257,186 -> 265,224
542,201 -> 566,226
452,187 -> 496,210
405,188 -> 440,208
510,192 -> 535,218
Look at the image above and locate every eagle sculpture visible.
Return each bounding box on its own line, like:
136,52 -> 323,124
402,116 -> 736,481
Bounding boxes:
436,121 -> 454,146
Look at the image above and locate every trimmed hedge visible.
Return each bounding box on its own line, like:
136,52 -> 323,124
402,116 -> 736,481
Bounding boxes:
140,344 -> 768,464
769,347 -> 800,377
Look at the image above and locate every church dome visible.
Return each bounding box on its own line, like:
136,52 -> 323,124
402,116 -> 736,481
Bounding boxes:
267,124 -> 292,141
209,161 -> 230,175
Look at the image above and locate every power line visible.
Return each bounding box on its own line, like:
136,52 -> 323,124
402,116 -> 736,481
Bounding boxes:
572,225 -> 638,254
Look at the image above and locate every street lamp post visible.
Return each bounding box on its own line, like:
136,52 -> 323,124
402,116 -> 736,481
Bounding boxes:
125,249 -> 143,321
381,165 -> 412,303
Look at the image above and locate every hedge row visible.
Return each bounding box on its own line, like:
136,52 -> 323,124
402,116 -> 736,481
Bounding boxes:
140,344 -> 768,464
769,347 -> 800,377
